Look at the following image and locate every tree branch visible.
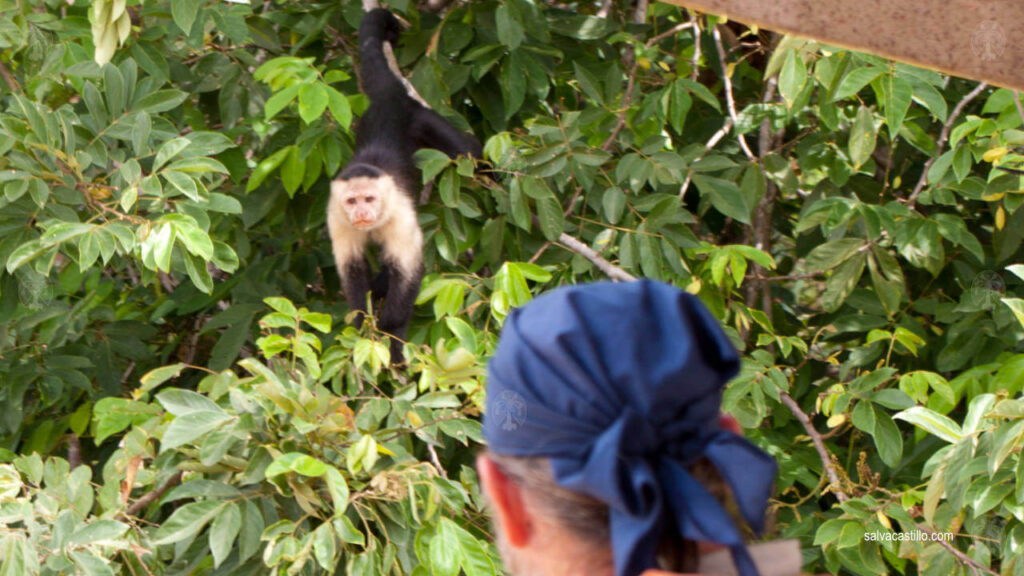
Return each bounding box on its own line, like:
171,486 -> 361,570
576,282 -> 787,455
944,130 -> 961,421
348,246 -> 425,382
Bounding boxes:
688,11 -> 701,82
712,23 -> 755,161
558,232 -> 636,282
678,116 -> 735,199
915,523 -> 999,576
123,471 -> 184,518
779,392 -> 848,502
906,82 -> 988,209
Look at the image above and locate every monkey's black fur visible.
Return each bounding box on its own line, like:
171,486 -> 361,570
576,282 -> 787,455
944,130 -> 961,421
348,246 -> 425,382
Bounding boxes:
331,9 -> 481,364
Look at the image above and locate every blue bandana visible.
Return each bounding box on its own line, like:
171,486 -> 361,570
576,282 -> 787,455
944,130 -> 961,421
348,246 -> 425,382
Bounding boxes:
483,280 -> 777,576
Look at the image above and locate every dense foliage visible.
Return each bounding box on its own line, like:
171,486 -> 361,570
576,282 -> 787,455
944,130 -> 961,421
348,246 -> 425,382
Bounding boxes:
2,0 -> 1024,574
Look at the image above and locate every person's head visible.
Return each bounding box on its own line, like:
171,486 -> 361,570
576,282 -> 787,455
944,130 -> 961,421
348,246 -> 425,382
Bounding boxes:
479,280 -> 777,576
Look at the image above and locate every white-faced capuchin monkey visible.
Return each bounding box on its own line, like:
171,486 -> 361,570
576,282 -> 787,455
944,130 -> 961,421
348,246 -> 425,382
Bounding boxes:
327,8 -> 482,364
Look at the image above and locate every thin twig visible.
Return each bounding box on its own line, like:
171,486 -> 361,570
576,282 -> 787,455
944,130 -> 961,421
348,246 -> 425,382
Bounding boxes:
0,60 -> 20,93
688,12 -> 701,82
426,444 -> 448,478
678,117 -> 735,199
67,434 -> 82,469
602,57 -> 640,152
123,471 -> 184,518
907,82 -> 988,209
558,232 -> 636,282
779,392 -> 848,502
602,19 -> 697,152
597,0 -> 613,19
712,24 -> 755,160
915,523 -> 999,576
646,21 -> 693,48
748,76 -> 780,318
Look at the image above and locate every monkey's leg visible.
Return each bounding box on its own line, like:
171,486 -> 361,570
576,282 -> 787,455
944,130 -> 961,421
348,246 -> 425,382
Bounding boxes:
375,194 -> 424,363
370,267 -> 390,298
341,258 -> 373,329
378,258 -> 424,364
410,107 -> 483,160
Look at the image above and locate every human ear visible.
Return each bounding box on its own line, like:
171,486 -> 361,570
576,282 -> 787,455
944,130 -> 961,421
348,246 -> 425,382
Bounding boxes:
476,453 -> 532,547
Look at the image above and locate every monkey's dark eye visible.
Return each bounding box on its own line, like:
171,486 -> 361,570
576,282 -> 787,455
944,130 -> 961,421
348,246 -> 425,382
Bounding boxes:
346,198 -> 357,205
365,196 -> 376,203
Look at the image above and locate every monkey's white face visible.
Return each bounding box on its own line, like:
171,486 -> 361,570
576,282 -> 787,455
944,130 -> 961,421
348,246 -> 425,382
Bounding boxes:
331,176 -> 394,231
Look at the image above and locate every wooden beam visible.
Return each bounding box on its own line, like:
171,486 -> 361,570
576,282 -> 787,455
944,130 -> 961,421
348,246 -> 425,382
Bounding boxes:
661,0 -> 1024,91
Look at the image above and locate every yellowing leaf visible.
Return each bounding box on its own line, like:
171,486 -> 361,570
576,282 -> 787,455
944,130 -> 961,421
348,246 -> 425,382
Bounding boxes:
983,146 -> 1008,162
876,511 -> 893,530
996,205 -> 1006,229
827,413 -> 847,428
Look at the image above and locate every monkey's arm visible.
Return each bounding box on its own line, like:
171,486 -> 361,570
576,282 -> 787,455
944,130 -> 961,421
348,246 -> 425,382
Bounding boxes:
410,107 -> 483,160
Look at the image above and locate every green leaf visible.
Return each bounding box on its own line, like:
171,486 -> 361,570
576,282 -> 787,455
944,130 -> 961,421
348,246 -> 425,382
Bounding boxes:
833,66 -> 885,101
313,522 -> 338,571
495,5 -> 524,50
67,519 -> 129,546
882,75 -> 913,140
333,515 -> 364,545
848,105 -> 877,169
952,144 -> 972,182
172,0 -> 200,34
162,170 -> 200,200
209,502 -> 242,568
872,404 -> 903,468
156,388 -> 223,416
778,50 -> 807,107
326,86 -> 353,128
152,500 -> 225,545
281,146 -> 304,196
173,221 -> 214,259
692,175 -> 751,224
161,411 -> 233,450
70,551 -> 113,576
298,83 -> 329,124
41,222 -> 96,245
431,519 -> 461,576
132,89 -> 188,113
893,406 -> 963,443
139,363 -> 186,392
93,398 -> 162,444
602,187 -> 626,224
452,519 -> 497,576
247,146 -> 292,192
572,62 -> 605,107
814,519 -> 846,545
325,465 -> 350,513
265,452 -> 329,478
1003,298 -> 1024,330
990,420 -> 1024,476
805,238 -> 866,272
264,83 -> 301,121
534,194 -> 564,241
822,253 -> 866,312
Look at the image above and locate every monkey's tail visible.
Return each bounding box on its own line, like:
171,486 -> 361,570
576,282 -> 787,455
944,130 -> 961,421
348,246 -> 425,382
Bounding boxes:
358,9 -> 405,102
